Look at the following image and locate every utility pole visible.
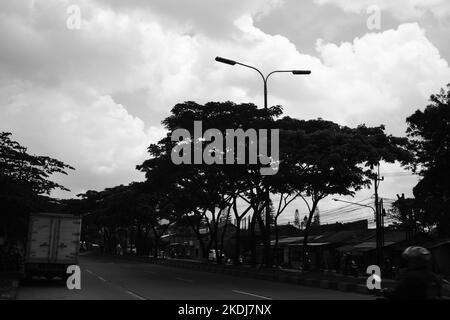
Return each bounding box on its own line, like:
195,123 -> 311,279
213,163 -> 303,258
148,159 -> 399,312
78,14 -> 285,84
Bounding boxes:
379,197 -> 385,248
374,164 -> 384,265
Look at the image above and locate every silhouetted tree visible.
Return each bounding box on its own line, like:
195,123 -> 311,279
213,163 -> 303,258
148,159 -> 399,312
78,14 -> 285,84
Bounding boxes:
406,84 -> 450,237
138,101 -> 282,265
274,117 -> 412,270
0,132 -> 74,243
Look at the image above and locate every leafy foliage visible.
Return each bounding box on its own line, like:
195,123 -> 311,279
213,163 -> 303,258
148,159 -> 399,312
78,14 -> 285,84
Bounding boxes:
405,84 -> 450,236
0,132 -> 74,242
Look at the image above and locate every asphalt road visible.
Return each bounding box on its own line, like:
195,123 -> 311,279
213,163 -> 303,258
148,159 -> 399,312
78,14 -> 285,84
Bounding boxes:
17,255 -> 373,300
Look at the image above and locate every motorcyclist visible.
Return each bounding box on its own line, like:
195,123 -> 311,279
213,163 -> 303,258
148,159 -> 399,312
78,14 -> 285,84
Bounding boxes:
382,246 -> 442,300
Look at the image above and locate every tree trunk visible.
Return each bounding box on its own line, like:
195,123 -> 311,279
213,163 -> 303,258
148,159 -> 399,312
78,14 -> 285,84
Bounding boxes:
214,218 -> 221,264
151,227 -> 159,258
233,218 -> 242,265
264,188 -> 272,267
255,206 -> 267,267
219,207 -> 231,264
249,213 -> 257,268
136,224 -> 142,256
143,227 -> 150,256
273,216 -> 280,266
302,202 -> 318,271
209,208 -> 221,264
187,216 -> 207,260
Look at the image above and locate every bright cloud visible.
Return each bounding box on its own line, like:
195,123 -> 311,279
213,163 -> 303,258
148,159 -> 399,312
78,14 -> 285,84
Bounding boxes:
314,0 -> 450,20
0,0 -> 449,208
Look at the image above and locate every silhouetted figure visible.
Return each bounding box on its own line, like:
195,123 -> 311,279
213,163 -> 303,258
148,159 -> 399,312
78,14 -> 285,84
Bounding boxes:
302,251 -> 311,271
350,259 -> 359,277
382,258 -> 395,279
340,253 -> 348,274
334,251 -> 341,272
383,246 -> 442,300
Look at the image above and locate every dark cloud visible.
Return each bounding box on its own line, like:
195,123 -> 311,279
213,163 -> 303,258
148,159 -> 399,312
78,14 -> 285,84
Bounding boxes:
1,0 -> 449,219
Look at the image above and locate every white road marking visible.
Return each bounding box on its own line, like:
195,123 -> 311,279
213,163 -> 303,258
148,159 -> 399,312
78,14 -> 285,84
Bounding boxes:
175,277 -> 194,283
83,266 -> 148,300
232,290 -> 272,300
126,290 -> 147,300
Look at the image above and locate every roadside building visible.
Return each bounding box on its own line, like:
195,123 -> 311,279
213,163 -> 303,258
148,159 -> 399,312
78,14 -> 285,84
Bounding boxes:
271,220 -> 370,269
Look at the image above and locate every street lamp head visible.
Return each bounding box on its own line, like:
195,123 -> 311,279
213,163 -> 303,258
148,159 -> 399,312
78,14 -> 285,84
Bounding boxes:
215,56 -> 236,66
292,70 -> 311,75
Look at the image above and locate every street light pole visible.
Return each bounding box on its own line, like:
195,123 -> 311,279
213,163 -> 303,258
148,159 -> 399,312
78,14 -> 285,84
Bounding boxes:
215,56 -> 311,266
333,198 -> 382,266
215,57 -> 311,110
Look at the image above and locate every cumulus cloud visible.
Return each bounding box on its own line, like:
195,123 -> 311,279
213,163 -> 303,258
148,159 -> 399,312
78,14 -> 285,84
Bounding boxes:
0,83 -> 157,197
314,0 -> 450,20
94,0 -> 284,38
307,22 -> 450,132
0,0 -> 449,206
208,18 -> 450,136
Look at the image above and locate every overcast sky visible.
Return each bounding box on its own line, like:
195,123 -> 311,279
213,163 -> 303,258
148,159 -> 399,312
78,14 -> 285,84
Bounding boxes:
1,0 -> 449,224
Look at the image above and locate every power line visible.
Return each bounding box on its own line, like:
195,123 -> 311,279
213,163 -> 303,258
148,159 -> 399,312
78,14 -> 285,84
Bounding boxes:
320,202 -> 374,218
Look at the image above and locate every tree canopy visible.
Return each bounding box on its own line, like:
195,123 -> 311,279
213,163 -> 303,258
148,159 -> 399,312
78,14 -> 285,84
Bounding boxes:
404,84 -> 450,236
0,132 -> 74,242
135,101 -> 412,267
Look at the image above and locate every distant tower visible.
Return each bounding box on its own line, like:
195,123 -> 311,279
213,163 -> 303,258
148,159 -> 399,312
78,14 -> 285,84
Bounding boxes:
312,207 -> 321,226
294,209 -> 300,228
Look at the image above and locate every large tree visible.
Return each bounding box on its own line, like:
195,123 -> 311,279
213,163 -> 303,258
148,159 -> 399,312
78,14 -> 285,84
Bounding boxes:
75,182 -> 171,256
273,117 -> 412,269
138,101 -> 282,265
405,83 -> 450,237
0,132 -> 74,243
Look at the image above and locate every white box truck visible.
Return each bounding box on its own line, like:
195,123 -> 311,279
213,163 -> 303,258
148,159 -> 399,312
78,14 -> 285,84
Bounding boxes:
24,212 -> 81,280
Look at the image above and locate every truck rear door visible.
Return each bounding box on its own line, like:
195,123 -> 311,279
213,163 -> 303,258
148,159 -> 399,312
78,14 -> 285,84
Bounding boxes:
27,215 -> 54,262
54,217 -> 81,263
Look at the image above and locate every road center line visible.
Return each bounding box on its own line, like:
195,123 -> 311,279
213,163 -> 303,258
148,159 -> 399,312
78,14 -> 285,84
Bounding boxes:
175,277 -> 193,283
232,290 -> 272,300
126,290 -> 147,300
97,276 -> 106,282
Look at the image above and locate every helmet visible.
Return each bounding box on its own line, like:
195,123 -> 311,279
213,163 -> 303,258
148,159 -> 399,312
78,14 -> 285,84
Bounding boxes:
402,246 -> 431,268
